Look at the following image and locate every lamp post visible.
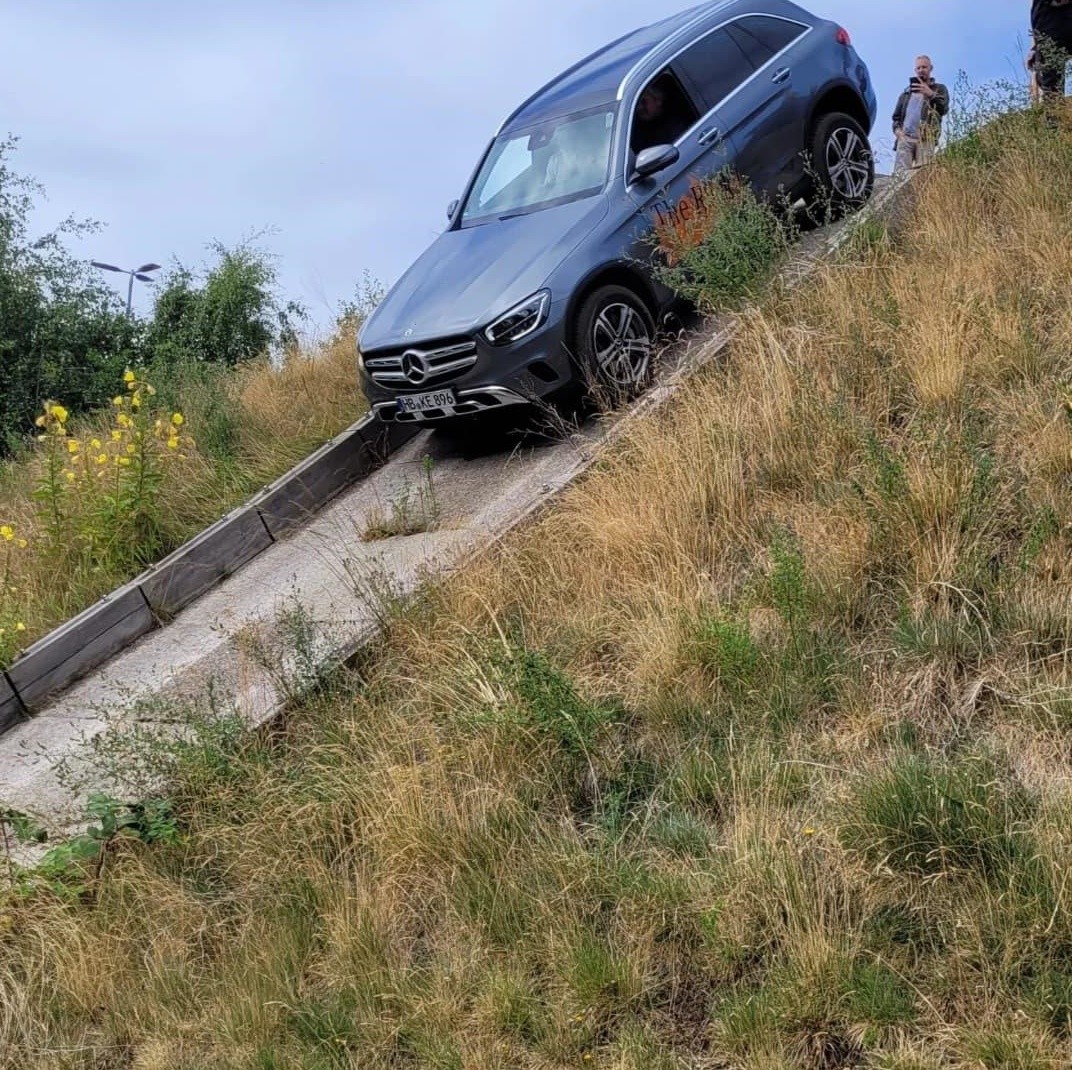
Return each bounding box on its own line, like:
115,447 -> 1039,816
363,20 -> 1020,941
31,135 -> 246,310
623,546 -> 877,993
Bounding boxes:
91,261 -> 161,317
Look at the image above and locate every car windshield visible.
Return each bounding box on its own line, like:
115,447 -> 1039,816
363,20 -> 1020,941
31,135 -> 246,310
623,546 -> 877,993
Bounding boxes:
461,106 -> 617,225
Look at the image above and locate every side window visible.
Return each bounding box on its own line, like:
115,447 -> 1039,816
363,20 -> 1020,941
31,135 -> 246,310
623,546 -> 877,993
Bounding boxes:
629,69 -> 700,155
673,27 -> 754,112
727,16 -> 807,69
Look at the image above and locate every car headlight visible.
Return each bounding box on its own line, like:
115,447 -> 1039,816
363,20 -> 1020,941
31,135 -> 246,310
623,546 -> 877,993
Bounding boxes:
484,291 -> 550,346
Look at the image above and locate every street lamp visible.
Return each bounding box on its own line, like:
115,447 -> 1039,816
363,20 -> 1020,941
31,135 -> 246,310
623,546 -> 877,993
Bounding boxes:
91,260 -> 161,317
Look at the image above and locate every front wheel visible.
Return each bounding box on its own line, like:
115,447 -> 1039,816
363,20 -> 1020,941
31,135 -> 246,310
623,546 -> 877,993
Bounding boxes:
570,284 -> 655,407
806,112 -> 874,220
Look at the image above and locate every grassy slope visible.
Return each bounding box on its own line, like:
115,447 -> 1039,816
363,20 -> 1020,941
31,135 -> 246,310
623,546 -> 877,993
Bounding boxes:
0,330 -> 364,656
4,111 -> 1072,1069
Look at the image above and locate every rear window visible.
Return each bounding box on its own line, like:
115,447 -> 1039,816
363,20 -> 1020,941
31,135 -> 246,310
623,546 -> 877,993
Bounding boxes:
726,15 -> 807,68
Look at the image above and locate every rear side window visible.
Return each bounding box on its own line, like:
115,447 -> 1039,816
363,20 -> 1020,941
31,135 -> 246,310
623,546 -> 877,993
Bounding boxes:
726,15 -> 807,68
673,27 -> 754,112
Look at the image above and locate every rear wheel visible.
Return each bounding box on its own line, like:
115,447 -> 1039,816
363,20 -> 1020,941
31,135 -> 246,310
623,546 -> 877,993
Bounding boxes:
805,111 -> 874,220
570,284 -> 655,406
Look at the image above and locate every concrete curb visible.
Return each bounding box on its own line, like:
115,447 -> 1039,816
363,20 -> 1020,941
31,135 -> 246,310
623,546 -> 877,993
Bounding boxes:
1,413 -> 420,723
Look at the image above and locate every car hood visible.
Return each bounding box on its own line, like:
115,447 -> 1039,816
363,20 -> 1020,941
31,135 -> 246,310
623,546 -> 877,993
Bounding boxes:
359,196 -> 609,351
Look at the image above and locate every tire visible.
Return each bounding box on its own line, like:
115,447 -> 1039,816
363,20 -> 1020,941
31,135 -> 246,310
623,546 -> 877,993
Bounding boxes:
570,284 -> 655,406
805,111 -> 874,220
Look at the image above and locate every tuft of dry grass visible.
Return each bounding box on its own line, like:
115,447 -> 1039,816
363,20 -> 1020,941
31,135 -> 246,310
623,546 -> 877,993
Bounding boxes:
6,104 -> 1072,1067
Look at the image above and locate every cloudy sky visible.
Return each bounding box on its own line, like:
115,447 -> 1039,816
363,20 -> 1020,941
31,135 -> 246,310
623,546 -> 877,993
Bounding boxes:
5,0 -> 1028,331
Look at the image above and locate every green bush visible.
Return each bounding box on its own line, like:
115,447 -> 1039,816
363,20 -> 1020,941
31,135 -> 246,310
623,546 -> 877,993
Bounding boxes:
651,172 -> 790,313
145,240 -> 306,368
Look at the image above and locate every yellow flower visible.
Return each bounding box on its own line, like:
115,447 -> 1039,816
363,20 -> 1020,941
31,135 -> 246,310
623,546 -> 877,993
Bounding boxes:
16,540 -> 27,550
117,457 -> 131,467
116,413 -> 132,428
34,415 -> 47,428
64,470 -> 75,482
126,444 -> 137,455
171,412 -> 184,427
66,439 -> 79,454
145,384 -> 156,396
123,369 -> 136,384
15,623 -> 25,633
49,404 -> 68,424
802,827 -> 816,837
91,438 -> 101,449
112,396 -> 124,407
131,394 -> 141,409
111,430 -> 122,442
167,437 -> 179,450
97,454 -> 108,465
0,526 -> 12,541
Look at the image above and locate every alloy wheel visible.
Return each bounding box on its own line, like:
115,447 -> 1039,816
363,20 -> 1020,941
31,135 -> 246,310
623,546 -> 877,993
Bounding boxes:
591,302 -> 652,386
825,126 -> 872,201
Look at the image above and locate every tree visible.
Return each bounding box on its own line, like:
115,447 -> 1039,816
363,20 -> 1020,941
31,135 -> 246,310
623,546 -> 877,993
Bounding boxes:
0,137 -> 138,452
145,240 -> 306,368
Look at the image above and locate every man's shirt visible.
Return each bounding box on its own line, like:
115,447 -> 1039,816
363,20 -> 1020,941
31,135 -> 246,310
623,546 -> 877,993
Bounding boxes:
903,92 -> 926,137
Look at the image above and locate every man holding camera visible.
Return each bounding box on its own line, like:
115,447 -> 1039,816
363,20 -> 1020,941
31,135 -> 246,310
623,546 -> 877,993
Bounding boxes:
892,56 -> 950,173
1031,0 -> 1072,99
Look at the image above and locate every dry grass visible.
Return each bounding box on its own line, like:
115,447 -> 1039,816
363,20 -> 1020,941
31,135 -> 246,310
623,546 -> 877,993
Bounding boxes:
5,107 -> 1072,1067
0,329 -> 364,654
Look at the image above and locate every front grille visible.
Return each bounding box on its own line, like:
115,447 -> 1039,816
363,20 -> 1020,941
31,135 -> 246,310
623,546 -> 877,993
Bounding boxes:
364,338 -> 478,387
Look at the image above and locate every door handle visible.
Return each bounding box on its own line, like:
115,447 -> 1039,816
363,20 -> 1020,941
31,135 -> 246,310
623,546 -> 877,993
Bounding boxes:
698,126 -> 722,146
772,67 -> 791,85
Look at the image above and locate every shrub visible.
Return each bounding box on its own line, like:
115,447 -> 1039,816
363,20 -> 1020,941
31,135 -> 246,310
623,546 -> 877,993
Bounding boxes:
651,172 -> 790,313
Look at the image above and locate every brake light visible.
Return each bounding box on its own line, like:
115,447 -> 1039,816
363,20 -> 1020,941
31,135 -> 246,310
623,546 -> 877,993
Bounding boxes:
835,26 -> 852,46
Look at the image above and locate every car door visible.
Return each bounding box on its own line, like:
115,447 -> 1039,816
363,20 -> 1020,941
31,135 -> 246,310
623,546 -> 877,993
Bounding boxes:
623,32 -> 753,250
679,15 -> 810,198
725,15 -> 811,196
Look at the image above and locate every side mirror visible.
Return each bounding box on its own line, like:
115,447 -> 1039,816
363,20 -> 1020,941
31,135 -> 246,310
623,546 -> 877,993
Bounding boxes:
632,144 -> 680,181
447,199 -> 459,221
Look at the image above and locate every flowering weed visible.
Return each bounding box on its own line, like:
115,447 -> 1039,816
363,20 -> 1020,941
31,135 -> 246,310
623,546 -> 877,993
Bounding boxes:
33,370 -> 190,579
0,524 -> 29,665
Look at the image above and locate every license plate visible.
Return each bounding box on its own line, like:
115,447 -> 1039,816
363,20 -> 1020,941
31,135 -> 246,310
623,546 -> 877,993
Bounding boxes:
397,389 -> 456,414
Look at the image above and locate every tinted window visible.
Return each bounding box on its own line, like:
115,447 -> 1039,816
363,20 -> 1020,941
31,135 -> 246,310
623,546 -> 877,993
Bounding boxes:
674,27 -> 754,111
727,16 -> 807,68
630,69 -> 700,154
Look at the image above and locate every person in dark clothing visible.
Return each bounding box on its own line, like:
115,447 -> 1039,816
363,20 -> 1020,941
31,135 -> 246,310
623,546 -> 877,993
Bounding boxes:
892,56 -> 951,172
1031,0 -> 1072,96
631,84 -> 686,155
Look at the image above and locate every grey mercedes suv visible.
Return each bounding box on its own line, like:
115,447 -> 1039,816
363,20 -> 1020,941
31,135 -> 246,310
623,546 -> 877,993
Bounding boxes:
358,0 -> 877,425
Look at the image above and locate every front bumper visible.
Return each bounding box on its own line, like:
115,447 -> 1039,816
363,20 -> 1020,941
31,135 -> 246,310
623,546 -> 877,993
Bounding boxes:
360,309 -> 573,423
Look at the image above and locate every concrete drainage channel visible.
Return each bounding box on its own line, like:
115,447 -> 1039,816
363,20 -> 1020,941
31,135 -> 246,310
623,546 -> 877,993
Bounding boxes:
0,175 -> 905,846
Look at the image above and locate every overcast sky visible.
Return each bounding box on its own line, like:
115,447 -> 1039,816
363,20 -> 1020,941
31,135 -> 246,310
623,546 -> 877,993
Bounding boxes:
4,0 -> 1029,332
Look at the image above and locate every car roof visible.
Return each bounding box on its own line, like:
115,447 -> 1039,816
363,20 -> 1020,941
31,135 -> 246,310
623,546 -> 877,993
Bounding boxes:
499,1 -> 735,134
